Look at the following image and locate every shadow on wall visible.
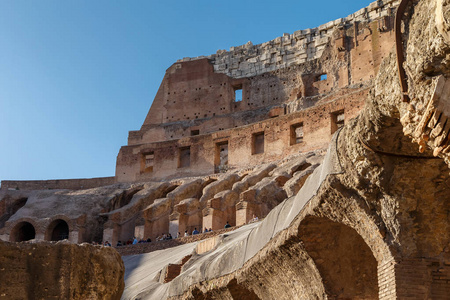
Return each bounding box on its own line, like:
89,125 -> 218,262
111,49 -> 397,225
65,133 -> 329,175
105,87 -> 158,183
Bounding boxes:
0,197 -> 28,228
45,219 -> 70,241
298,215 -> 378,299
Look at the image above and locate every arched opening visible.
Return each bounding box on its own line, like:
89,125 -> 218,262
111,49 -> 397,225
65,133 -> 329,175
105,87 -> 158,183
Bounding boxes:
10,221 -> 36,242
47,219 -> 69,241
0,197 -> 28,228
298,216 -> 378,299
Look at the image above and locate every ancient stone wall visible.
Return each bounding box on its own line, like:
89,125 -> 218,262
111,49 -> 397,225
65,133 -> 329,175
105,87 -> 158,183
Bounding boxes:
0,240 -> 124,300
0,176 -> 115,191
116,0 -> 399,183
117,88 -> 365,182
110,152 -> 321,244
0,183 -> 138,244
179,0 -> 399,78
114,225 -> 243,256
2,1 -> 449,299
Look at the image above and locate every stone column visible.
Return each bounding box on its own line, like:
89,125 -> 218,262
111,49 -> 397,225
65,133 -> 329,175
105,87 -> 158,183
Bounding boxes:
202,197 -> 226,230
102,228 -> 114,245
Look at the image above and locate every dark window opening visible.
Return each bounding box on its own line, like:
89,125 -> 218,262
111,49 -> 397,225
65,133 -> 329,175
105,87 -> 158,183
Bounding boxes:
141,151 -> 154,173
233,84 -> 243,102
331,110 -> 345,134
179,147 -> 191,168
12,222 -> 35,242
191,130 -> 199,136
50,220 -> 69,241
215,142 -> 229,173
316,73 -> 327,81
252,132 -> 265,155
291,123 -> 304,145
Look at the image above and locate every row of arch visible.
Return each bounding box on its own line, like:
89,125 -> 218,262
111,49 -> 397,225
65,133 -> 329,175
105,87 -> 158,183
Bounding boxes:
9,219 -> 69,242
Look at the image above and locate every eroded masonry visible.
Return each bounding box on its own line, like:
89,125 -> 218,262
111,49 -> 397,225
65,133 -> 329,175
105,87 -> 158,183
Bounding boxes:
115,1 -> 397,182
0,0 -> 400,245
1,0 -> 449,299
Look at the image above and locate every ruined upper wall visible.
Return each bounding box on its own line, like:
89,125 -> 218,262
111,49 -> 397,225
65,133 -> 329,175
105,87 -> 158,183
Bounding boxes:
117,0 -> 399,182
177,0 -> 399,78
0,176 -> 115,191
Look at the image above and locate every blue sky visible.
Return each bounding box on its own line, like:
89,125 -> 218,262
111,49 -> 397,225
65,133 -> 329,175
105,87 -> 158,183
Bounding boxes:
0,0 -> 374,181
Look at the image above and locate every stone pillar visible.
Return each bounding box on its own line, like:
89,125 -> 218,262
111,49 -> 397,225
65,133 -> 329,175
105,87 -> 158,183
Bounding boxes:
112,224 -> 121,246
235,189 -> 259,226
102,228 -> 114,245
144,215 -> 170,241
103,221 -> 121,246
134,225 -> 145,240
68,230 -> 79,243
202,207 -> 225,231
236,201 -> 259,226
203,197 -> 228,230
35,233 -> 45,241
169,218 -> 180,239
119,218 -> 136,243
169,203 -> 188,237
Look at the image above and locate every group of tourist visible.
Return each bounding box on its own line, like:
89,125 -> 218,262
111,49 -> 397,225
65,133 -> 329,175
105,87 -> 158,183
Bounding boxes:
115,237 -> 152,246
104,217 -> 259,247
182,227 -> 213,237
249,214 -> 259,223
156,233 -> 174,241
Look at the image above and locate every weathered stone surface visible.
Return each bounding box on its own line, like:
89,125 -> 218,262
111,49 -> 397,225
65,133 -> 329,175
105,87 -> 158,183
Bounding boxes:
199,173 -> 241,204
120,0 -> 449,299
232,163 -> 276,195
283,164 -> 318,197
2,1 -> 450,299
0,183 -> 139,243
0,240 -> 124,300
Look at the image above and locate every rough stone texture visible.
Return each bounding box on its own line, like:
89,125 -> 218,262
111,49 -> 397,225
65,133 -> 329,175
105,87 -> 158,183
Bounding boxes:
115,0 -> 398,183
0,183 -> 141,243
107,151 -> 323,243
0,177 -> 115,191
0,240 -> 124,300
119,0 -> 449,299
114,225 -> 244,256
179,0 -> 399,79
0,151 -> 323,248
1,0 -> 450,299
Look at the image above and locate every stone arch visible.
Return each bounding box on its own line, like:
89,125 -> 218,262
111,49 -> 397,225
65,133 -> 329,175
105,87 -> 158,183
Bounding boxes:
298,215 -> 379,299
45,219 -> 70,241
0,197 -> 28,228
10,221 -> 36,242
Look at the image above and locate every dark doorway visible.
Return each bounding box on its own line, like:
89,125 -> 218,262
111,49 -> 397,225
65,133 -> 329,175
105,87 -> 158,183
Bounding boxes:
11,222 -> 36,242
298,216 -> 378,299
48,219 -> 69,241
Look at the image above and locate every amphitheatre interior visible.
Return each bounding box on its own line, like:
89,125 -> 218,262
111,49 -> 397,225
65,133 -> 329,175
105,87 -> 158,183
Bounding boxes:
0,0 -> 449,299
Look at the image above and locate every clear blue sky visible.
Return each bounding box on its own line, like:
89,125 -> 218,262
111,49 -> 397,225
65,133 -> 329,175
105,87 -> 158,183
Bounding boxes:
0,0 -> 374,181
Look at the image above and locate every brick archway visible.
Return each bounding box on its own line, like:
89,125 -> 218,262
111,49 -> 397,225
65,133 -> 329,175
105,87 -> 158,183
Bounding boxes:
45,219 -> 69,241
298,215 -> 379,299
10,221 -> 36,242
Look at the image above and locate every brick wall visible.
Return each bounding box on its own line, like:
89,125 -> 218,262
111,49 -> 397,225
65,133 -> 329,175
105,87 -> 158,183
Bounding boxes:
378,257 -> 450,299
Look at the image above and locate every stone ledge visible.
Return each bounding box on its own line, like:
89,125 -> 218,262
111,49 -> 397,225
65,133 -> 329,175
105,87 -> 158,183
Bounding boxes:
115,224 -> 246,256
